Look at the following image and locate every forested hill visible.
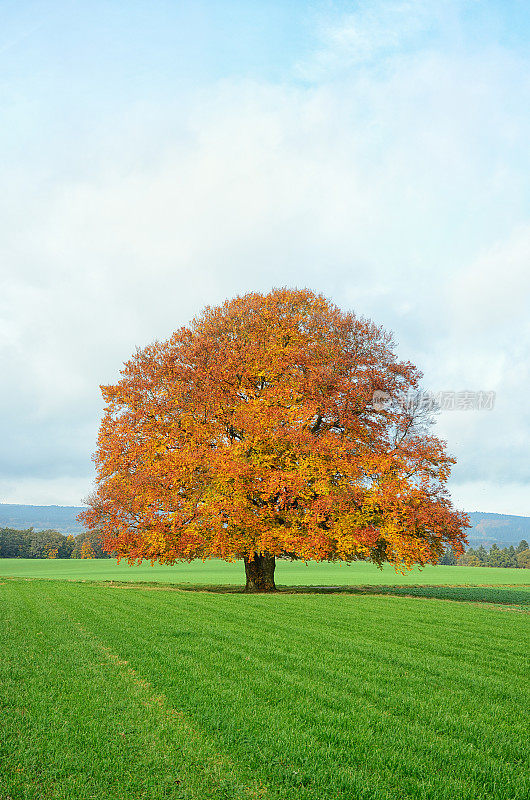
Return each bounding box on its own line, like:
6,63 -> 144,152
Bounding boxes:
0,505 -> 529,547
0,505 -> 86,534
465,512 -> 530,547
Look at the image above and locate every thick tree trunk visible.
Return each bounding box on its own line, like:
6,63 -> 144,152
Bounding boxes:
244,553 -> 276,592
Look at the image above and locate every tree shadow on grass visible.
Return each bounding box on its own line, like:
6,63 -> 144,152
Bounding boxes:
16,574 -> 526,606
197,584 -> 530,605
99,580 -> 530,606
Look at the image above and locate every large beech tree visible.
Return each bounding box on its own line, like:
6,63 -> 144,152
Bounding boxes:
81,289 -> 468,590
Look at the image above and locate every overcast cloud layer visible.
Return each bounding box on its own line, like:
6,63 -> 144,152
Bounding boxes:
1,0 -> 530,514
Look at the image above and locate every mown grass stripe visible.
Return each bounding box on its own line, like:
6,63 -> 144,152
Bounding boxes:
0,584 -> 269,800
2,579 -> 529,799
58,580 -> 528,796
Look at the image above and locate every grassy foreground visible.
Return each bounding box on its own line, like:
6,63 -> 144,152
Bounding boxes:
1,578 -> 529,799
1,557 -> 529,586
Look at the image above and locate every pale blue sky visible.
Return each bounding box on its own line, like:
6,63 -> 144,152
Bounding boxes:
2,1 -> 530,513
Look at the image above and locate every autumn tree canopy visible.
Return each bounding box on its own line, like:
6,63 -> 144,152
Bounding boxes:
81,289 -> 468,590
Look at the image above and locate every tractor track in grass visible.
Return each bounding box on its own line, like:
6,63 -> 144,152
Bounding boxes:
5,587 -> 270,800
63,614 -> 270,800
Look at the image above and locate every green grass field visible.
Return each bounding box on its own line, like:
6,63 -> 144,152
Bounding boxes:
1,557 -> 529,586
1,570 -> 529,799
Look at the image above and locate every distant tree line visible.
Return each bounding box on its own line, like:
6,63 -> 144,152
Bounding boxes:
0,528 -> 111,558
2,526 -> 529,568
439,540 -> 530,568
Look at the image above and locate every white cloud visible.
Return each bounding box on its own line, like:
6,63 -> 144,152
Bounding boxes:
449,481 -> 530,517
451,225 -> 530,332
1,2 -> 530,511
0,476 -> 93,507
298,0 -> 451,78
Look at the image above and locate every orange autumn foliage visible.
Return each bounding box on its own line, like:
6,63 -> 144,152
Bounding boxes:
81,289 -> 468,573
80,539 -> 96,559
